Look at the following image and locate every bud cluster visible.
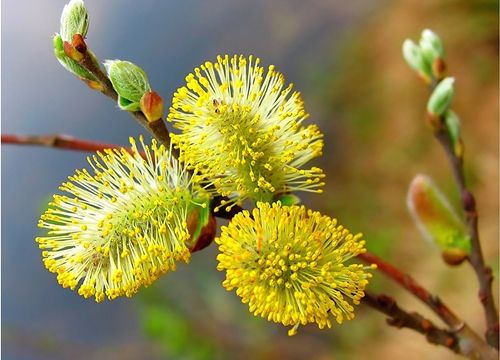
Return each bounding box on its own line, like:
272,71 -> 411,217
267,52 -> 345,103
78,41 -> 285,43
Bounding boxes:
402,29 -> 446,83
402,30 -> 462,156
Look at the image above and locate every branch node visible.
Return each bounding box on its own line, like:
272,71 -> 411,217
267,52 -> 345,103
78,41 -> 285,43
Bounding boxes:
461,189 -> 476,212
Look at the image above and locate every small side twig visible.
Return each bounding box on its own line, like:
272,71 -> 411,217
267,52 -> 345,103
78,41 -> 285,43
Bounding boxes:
362,292 -> 458,352
358,251 -> 462,329
363,292 -> 498,359
358,251 -> 498,359
70,35 -> 172,148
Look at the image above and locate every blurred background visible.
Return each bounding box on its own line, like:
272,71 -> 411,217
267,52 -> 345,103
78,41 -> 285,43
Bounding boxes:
2,0 -> 498,359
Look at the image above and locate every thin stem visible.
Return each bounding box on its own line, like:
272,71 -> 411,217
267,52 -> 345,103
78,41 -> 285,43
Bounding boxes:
72,37 -> 172,148
1,134 -> 121,153
434,126 -> 499,348
362,292 -> 458,352
358,251 -> 462,328
360,253 -> 498,359
426,68 -> 498,347
363,292 -> 498,359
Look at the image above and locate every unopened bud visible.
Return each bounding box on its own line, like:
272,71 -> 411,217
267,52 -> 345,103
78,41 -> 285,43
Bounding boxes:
140,91 -> 164,122
60,0 -> 89,42
420,29 -> 444,63
104,60 -> 151,111
402,39 -> 432,82
427,77 -> 455,116
186,200 -> 216,252
407,174 -> 471,262
442,248 -> 468,266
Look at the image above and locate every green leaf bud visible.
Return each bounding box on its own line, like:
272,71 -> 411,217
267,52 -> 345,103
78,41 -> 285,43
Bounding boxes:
104,60 -> 151,111
420,29 -> 444,63
427,77 -> 455,116
402,39 -> 432,82
117,96 -> 141,112
60,0 -> 89,42
407,174 -> 470,265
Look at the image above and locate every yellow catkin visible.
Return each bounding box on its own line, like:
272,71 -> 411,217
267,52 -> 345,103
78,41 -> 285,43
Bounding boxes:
168,55 -> 325,208
215,202 -> 373,335
37,137 -> 206,302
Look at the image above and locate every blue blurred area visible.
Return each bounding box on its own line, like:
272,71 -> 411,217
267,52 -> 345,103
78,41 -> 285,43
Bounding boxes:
2,1 -> 376,358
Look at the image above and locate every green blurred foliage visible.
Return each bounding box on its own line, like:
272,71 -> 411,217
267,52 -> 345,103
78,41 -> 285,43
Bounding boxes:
141,302 -> 220,360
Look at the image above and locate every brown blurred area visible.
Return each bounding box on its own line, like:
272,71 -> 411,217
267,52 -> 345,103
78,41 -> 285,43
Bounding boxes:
311,0 -> 499,358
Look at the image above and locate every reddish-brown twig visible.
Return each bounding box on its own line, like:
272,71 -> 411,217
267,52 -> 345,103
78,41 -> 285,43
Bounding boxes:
359,252 -> 498,359
1,133 -> 241,220
358,251 -> 462,328
362,292 -> 458,352
363,292 -> 498,359
1,134 -> 121,153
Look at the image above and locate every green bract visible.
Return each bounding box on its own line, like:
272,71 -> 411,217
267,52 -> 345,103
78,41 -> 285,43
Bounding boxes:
186,198 -> 211,248
60,0 -> 89,42
445,110 -> 463,157
445,110 -> 461,144
104,60 -> 151,111
53,34 -> 96,80
273,193 -> 301,206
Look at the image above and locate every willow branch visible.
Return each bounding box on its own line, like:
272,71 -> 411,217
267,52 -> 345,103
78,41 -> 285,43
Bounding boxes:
362,292 -> 497,359
1,134 -> 121,153
362,292 -> 458,352
358,251 -> 462,328
70,36 -> 172,148
427,70 -> 498,348
358,251 -> 497,358
434,125 -> 499,348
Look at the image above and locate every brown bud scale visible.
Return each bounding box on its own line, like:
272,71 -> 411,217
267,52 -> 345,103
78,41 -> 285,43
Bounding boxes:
72,34 -> 87,54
